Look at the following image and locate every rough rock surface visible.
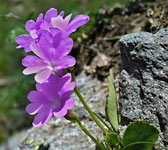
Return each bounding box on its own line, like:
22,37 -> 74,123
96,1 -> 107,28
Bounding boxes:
119,28 -> 168,147
0,72 -> 109,150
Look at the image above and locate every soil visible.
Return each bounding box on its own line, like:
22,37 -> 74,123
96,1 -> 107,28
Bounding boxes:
72,0 -> 168,80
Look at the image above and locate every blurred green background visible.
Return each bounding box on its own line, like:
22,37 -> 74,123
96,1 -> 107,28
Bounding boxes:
0,0 -> 129,144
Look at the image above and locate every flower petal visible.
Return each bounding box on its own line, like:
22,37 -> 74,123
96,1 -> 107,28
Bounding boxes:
67,14 -> 89,35
53,36 -> 73,60
55,55 -> 76,70
49,27 -> 61,36
36,75 -> 60,100
58,11 -> 64,17
23,66 -> 47,75
26,103 -> 43,115
64,97 -> 75,109
53,97 -> 75,118
15,34 -> 33,51
36,29 -> 52,42
27,91 -> 49,103
52,31 -> 62,49
64,13 -> 72,25
64,37 -> 73,53
22,55 -> 47,67
56,73 -> 72,92
35,68 -> 52,83
61,81 -> 76,96
53,108 -> 67,118
25,20 -> 36,32
40,21 -> 51,31
30,37 -> 52,60
57,74 -> 76,97
45,8 -> 57,22
22,56 -> 48,75
32,109 -> 52,127
24,46 -> 32,52
30,29 -> 38,39
30,41 -> 43,58
36,13 -> 43,24
51,16 -> 66,31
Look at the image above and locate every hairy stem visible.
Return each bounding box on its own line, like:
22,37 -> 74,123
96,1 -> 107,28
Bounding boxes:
71,70 -> 108,135
72,111 -> 106,150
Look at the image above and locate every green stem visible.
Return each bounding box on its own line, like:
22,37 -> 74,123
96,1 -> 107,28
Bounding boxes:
93,113 -> 124,148
93,112 -> 113,132
121,141 -> 168,150
105,141 -> 113,150
72,111 -> 106,150
71,70 -> 108,135
106,35 -> 121,41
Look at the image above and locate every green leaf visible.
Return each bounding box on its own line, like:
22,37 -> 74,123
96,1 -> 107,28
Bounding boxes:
106,132 -> 120,148
8,26 -> 27,43
105,69 -> 118,132
122,121 -> 159,150
93,112 -> 113,132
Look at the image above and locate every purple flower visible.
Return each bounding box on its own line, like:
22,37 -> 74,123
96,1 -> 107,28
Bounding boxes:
46,8 -> 90,36
15,8 -> 89,52
15,13 -> 45,52
26,73 -> 76,127
22,31 -> 76,83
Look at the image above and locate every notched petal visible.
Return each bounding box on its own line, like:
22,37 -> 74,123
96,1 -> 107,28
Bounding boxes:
26,103 -> 43,115
25,20 -> 36,32
45,8 -> 58,22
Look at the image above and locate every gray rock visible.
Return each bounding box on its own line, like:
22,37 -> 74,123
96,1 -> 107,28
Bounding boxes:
119,28 -> 168,147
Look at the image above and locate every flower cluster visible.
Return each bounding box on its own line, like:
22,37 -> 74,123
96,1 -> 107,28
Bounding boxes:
16,8 -> 89,126
26,74 -> 76,126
